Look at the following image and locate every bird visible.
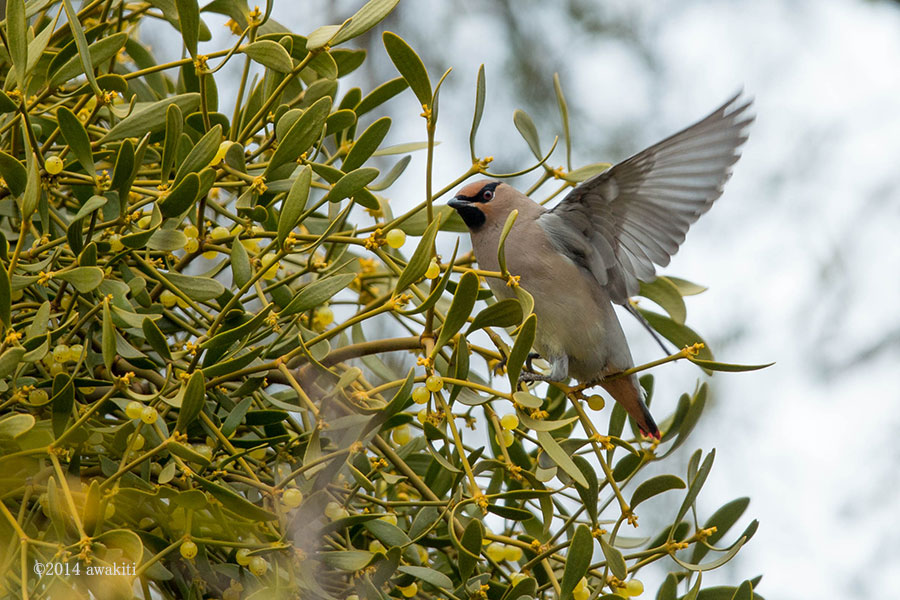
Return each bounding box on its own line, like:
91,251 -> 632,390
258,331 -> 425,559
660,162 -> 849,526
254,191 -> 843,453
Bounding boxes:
447,92 -> 753,439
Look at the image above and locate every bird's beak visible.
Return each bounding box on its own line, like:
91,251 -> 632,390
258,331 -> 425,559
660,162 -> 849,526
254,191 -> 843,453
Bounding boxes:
447,197 -> 467,210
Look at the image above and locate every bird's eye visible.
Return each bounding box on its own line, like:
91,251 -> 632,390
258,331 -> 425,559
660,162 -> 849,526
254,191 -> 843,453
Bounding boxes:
482,189 -> 493,201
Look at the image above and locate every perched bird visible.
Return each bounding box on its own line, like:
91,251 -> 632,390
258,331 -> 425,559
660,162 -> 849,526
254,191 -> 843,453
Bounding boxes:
448,93 -> 753,438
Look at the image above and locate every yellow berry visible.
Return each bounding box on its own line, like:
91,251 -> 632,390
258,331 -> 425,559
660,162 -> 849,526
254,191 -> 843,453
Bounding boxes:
131,433 -> 145,450
28,389 -> 49,405
249,447 -> 266,460
52,344 -> 70,364
202,249 -> 217,259
587,394 -> 605,411
510,572 -> 528,585
45,156 -> 64,175
312,306 -> 334,331
210,141 -> 231,166
104,503 -> 115,519
248,556 -> 267,576
486,542 -> 506,562
384,229 -> 406,249
140,406 -> 158,424
503,545 -> 523,562
68,344 -> 84,362
575,577 -> 587,592
137,214 -> 152,229
210,225 -> 230,240
425,375 -> 443,393
180,540 -> 198,559
235,548 -> 252,566
369,540 -> 386,554
392,424 -> 411,445
573,588 -> 590,600
415,545 -> 428,563
184,237 -> 199,253
139,517 -> 154,529
397,582 -> 417,598
379,513 -> 397,526
50,362 -> 65,376
160,290 -> 177,308
497,430 -> 514,448
324,501 -> 349,521
500,414 -> 519,431
412,386 -> 430,404
622,579 -> 644,597
184,224 -> 199,238
109,234 -> 124,252
282,488 -> 303,508
416,409 -> 428,424
260,253 -> 279,280
424,259 -> 440,279
192,443 -> 213,461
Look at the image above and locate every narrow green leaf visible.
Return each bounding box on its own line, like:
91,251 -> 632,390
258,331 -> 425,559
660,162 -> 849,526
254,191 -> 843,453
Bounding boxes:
685,572 -> 703,600
517,411 -> 579,432
364,519 -> 411,548
200,304 -> 272,350
674,449 -> 716,527
102,94 -> 201,142
21,153 -> 39,218
102,300 -> 115,370
562,162 -> 611,183
343,117 -> 391,172
265,96 -> 331,176
467,298 -> 522,333
306,24 -> 343,50
142,317 -> 172,361
513,109 -> 542,160
571,455 -> 599,524
243,40 -> 293,73
356,77 -> 408,117
277,165 -> 311,248
71,195 -> 107,222
434,271 -> 477,352
396,565 -> 453,590
639,276 -> 686,325
7,0 -> 28,89
457,519 -> 482,580
560,525 -> 593,600
639,309 -> 714,362
280,273 -> 356,316
497,209 -> 518,276
369,155 -> 410,191
0,347 -> 25,379
599,534 -> 627,579
630,475 -> 687,508
175,0 -> 200,58
56,267 -> 103,293
732,581 -> 754,600
469,64 -> 486,161
691,497 -> 750,563
667,276 -> 708,296
319,551 -> 374,571
395,216 -> 440,292
194,475 -> 277,521
0,151 -> 26,196
687,357 -> 775,372
536,430 -> 587,488
382,32 -> 432,107
173,124 -> 222,184
161,103 -> 182,183
158,173 -> 199,218
176,371 -> 205,432
657,573 -> 678,600
322,167 -> 379,204
506,314 -> 536,389
0,268 -> 10,329
231,237 -> 251,287
512,391 -> 542,409
332,0 -> 400,45
51,375 -> 74,437
49,28 -> 127,91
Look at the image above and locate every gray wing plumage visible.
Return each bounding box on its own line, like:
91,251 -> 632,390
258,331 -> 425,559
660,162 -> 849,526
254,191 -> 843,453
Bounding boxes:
539,92 -> 754,305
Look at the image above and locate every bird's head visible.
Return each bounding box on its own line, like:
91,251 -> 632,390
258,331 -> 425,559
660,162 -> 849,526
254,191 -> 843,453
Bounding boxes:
448,179 -> 517,231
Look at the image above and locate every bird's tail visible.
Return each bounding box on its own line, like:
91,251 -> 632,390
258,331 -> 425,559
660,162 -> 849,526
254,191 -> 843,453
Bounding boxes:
599,376 -> 660,439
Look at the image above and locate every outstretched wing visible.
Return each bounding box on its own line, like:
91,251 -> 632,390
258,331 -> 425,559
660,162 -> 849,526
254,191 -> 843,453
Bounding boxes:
539,93 -> 754,305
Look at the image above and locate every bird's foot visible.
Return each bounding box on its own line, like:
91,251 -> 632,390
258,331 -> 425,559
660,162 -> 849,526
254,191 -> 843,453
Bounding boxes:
493,352 -> 540,377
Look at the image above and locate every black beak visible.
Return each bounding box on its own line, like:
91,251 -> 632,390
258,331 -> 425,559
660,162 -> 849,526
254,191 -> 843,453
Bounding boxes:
448,197 -> 467,210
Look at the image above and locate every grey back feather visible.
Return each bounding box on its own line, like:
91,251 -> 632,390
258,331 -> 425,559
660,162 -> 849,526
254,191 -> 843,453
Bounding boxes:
539,92 -> 754,305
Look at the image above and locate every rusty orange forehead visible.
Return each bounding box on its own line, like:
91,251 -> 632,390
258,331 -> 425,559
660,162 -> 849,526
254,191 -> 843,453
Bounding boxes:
456,179 -> 497,198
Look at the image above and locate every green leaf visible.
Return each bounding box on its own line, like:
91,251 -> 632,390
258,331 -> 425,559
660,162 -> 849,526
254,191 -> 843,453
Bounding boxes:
562,162 -> 612,183
21,153 -> 39,218
536,430 -> 587,488
102,94 -> 201,142
49,29 -> 128,90
194,475 -> 277,521
56,267 -> 103,293
396,565 -> 452,590
382,32 -> 432,107
200,304 -> 272,350
657,573 -> 678,600
0,268 -> 10,329
364,519 -> 411,548
320,551 -> 373,571
485,504 -> 532,521
512,391 -> 542,409
513,109 -> 542,159
322,167 -> 379,204
433,271 -> 477,352
506,314 -> 536,389
674,449 -> 716,527
94,529 -> 144,563
221,397 -> 252,437
176,371 -> 205,432
265,96 -> 331,177
667,276 -> 708,296
732,581 -> 754,600
147,228 -> 187,251
0,347 -> 25,379
598,534 -> 627,579
467,298 -> 523,333
71,195 -> 107,222
457,518 -> 482,580
7,0 -> 27,89
343,117 -> 391,172
175,0 -> 200,58
161,103 -> 182,183
691,497 -> 750,563
369,155 -> 410,191
469,64 -> 486,161
325,109 -> 357,136
0,412 -> 34,439
142,317 -> 172,361
173,124 -> 222,184
280,273 -> 356,316
161,271 -> 224,301
277,165 -> 311,248
356,77 -> 408,117
560,525 -> 593,600
332,0 -> 400,45
639,277 -> 686,325
0,151 -> 26,197
517,411 -> 578,432
231,237 -> 251,287
686,357 -> 775,372
630,474 -> 686,508
158,172 -> 200,218
638,309 -> 713,362
395,216 -> 440,292
51,375 -> 74,437
102,300 -> 115,371
243,40 -> 293,73
554,73 -> 572,169
571,455 -> 599,524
